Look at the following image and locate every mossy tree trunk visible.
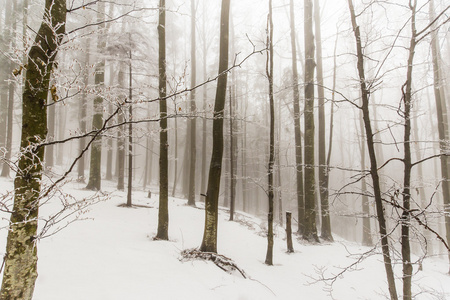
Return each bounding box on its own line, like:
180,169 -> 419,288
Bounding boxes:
0,0 -> 66,298
200,0 -> 230,253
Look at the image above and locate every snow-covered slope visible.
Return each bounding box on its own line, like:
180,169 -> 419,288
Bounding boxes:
1,177 -> 449,300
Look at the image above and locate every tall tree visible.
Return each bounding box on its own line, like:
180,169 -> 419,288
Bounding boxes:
265,0 -> 275,266
347,1 -> 398,298
86,1 -> 106,190
0,0 -> 66,297
187,0 -> 197,206
156,0 -> 169,240
200,0 -> 230,253
399,2 -> 417,298
314,0 -> 332,242
303,0 -> 318,242
429,0 -> 450,273
289,0 -> 305,234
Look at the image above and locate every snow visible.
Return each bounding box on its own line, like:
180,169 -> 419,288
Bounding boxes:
1,176 -> 450,300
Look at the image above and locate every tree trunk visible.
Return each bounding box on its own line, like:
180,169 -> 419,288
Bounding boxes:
0,0 -> 66,298
347,1 -> 398,298
400,3 -> 417,298
303,0 -> 318,242
78,38 -> 90,182
429,0 -> 450,274
265,0 -> 275,266
286,211 -> 294,253
86,2 -> 106,191
314,0 -> 332,242
156,0 -> 169,240
289,0 -> 305,234
117,66 -> 125,191
200,0 -> 230,253
126,51 -> 133,207
188,0 -> 197,206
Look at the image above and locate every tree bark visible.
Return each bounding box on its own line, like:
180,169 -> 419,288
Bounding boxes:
265,0 -> 275,266
303,0 -> 318,242
0,0 -> 66,298
156,0 -> 169,240
86,1 -> 106,191
314,0 -> 332,242
289,0 -> 305,234
200,0 -> 230,253
286,211 -> 294,253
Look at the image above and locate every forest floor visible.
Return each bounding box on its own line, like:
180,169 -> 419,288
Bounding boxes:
1,175 -> 450,300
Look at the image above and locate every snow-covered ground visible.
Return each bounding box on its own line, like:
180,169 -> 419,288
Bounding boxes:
1,176 -> 450,300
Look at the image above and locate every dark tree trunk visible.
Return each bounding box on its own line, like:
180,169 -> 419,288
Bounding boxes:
347,1 -> 398,298
0,0 -> 66,298
265,0 -> 275,266
200,0 -> 230,253
289,0 -> 305,234
303,0 -> 318,242
400,3 -> 417,298
156,0 -> 169,240
286,211 -> 294,253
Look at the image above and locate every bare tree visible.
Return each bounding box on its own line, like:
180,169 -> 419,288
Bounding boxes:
303,0 -> 318,242
265,0 -> 275,266
289,0 -> 305,234
347,1 -> 398,298
200,0 -> 230,253
156,0 -> 169,241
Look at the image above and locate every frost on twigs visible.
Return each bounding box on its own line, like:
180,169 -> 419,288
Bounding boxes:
180,248 -> 247,278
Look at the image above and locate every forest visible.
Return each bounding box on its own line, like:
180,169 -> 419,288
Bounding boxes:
1,0 -> 450,299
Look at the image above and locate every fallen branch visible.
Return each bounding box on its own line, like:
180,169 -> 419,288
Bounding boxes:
180,248 -> 247,279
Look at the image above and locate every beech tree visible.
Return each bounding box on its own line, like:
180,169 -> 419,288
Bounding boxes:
288,0 -> 304,234
303,0 -> 318,242
156,0 -> 169,241
200,0 -> 230,253
0,0 -> 66,298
